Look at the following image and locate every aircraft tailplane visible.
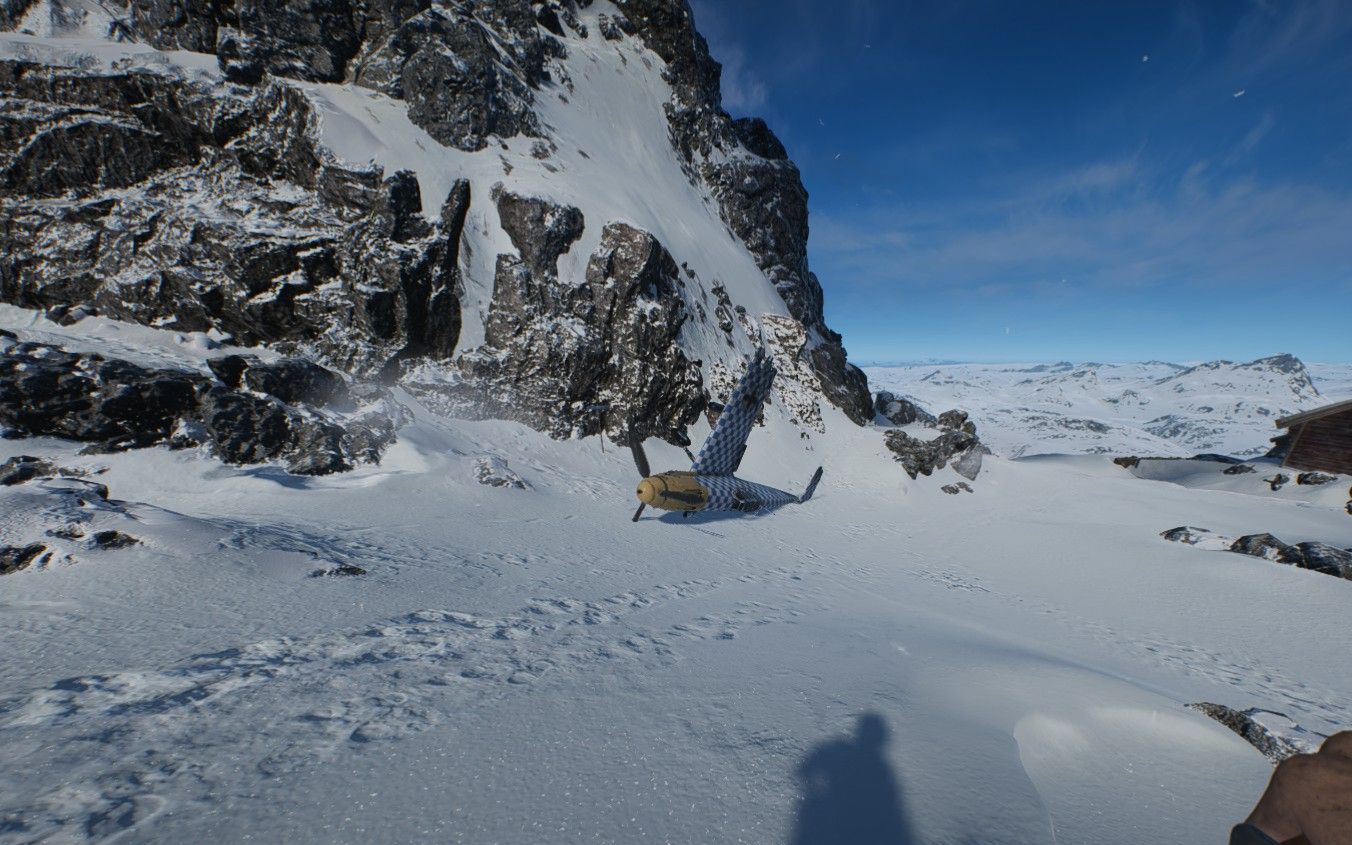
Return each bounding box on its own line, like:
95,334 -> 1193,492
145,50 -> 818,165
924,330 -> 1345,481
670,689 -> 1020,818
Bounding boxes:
799,466 -> 824,503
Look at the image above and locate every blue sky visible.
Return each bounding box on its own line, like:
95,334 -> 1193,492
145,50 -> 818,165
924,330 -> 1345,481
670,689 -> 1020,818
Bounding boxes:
689,0 -> 1352,363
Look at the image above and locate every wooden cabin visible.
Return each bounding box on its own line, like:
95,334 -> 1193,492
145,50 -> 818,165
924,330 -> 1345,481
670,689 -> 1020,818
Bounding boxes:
1275,399 -> 1352,476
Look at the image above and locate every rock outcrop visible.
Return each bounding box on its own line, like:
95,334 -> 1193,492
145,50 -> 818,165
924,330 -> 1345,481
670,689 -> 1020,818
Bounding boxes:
0,60 -> 471,377
1,0 -> 873,460
0,338 -> 400,474
873,391 -> 935,426
425,214 -> 705,444
883,409 -> 984,481
1187,703 -> 1315,762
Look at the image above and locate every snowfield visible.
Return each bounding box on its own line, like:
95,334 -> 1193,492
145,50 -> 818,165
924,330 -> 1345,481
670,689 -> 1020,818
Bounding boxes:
866,358 -> 1352,459
4,315 -> 1351,844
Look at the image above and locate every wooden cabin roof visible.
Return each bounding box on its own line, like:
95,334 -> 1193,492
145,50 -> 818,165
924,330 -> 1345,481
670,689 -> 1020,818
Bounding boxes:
1275,398 -> 1352,429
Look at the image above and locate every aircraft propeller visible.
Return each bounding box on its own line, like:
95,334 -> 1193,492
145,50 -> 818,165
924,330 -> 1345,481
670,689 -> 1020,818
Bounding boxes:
630,431 -> 651,522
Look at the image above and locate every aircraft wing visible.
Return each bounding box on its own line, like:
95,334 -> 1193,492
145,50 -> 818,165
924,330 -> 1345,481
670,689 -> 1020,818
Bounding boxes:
691,353 -> 776,476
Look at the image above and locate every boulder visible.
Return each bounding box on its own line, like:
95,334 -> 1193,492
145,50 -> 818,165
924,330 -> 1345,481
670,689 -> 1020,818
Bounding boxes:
1113,456 -> 1140,469
89,530 -> 139,550
310,563 -> 367,577
1161,526 -> 1216,546
475,456 -> 529,490
883,427 -> 979,480
1230,534 -> 1291,561
0,455 -> 57,485
1277,542 -> 1352,579
209,355 -> 349,406
873,392 -> 934,426
1296,472 -> 1337,486
0,543 -> 47,575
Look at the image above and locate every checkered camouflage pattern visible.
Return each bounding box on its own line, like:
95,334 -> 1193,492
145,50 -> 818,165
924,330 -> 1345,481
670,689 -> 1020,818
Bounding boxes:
697,475 -> 800,513
692,354 -> 776,477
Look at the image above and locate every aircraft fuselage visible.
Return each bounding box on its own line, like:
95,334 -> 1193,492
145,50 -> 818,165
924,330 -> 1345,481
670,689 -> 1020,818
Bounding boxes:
636,470 -> 799,515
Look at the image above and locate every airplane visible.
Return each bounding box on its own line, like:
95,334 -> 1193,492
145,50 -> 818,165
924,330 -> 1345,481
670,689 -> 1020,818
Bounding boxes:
629,349 -> 824,521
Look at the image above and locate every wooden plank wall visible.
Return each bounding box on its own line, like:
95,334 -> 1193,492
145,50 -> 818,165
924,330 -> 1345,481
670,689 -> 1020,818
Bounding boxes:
1285,411 -> 1352,476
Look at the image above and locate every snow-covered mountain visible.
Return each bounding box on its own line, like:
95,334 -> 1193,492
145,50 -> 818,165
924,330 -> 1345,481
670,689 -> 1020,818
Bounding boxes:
1,0 -> 870,471
867,355 -> 1352,458
4,3 -> 1352,845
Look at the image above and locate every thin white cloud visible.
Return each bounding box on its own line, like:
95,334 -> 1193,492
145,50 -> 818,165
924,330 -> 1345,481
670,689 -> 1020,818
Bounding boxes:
716,45 -> 770,115
810,158 -> 1352,297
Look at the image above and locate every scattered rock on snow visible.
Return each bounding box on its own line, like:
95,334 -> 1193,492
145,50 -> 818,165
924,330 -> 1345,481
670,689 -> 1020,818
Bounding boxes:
310,564 -> 367,578
1229,534 -> 1291,561
1222,464 -> 1256,475
1187,702 -> 1319,762
1296,472 -> 1337,486
89,530 -> 139,550
940,482 -> 974,495
1,543 -> 47,575
1160,526 -> 1228,549
475,456 -> 530,490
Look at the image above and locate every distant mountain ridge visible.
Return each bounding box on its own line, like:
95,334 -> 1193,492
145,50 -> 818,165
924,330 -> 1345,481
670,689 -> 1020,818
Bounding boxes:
867,354 -> 1352,458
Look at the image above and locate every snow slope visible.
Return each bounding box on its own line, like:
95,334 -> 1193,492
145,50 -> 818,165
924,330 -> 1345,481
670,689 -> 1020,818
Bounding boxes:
4,318 -> 1352,844
866,357 -> 1352,458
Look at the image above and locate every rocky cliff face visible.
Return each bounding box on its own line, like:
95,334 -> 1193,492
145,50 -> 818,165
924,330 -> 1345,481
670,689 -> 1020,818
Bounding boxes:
1,0 -> 871,466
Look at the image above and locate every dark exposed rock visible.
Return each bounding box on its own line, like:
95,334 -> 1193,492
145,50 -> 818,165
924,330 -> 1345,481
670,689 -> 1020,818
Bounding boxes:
940,482 -> 973,495
89,530 -> 139,550
1161,526 -> 1215,545
872,392 -> 935,427
490,186 -> 585,279
435,220 -> 704,446
1230,534 -> 1290,561
475,455 -> 529,489
0,455 -> 57,485
354,4 -> 544,151
1113,456 -> 1141,469
1,340 -> 397,474
0,543 -> 46,575
209,355 -> 349,405
730,117 -> 787,160
0,64 -> 470,379
1296,471 -> 1337,486
883,427 -> 980,480
1223,464 -> 1256,475
310,563 -> 367,577
1187,703 -> 1306,762
1267,474 -> 1289,491
1277,542 -> 1352,579
936,409 -> 977,435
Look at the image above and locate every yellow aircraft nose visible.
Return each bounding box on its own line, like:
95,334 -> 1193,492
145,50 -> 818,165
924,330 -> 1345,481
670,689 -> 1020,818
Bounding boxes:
636,478 -> 658,505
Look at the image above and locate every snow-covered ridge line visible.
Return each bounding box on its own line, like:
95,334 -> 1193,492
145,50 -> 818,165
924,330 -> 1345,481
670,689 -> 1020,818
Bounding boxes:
867,355 -> 1352,458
